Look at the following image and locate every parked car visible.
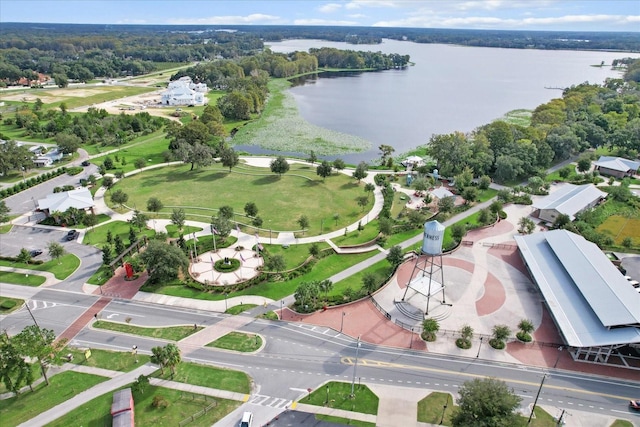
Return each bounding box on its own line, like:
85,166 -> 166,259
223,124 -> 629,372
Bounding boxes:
630,400 -> 640,411
81,160 -> 90,167
240,411 -> 253,427
29,249 -> 43,257
66,230 -> 79,241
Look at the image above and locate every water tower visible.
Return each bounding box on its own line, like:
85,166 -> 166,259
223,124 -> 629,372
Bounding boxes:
401,220 -> 448,315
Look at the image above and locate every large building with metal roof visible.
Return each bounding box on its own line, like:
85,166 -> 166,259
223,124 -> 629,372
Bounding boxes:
514,230 -> 640,365
532,184 -> 607,224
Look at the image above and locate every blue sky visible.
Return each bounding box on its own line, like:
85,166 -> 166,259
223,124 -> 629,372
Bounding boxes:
1,0 -> 639,31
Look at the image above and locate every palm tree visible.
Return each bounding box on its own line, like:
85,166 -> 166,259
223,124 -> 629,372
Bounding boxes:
421,317 -> 440,342
150,346 -> 168,375
318,279 -> 333,302
164,343 -> 182,379
516,319 -> 534,342
456,324 -> 474,349
490,324 -> 511,350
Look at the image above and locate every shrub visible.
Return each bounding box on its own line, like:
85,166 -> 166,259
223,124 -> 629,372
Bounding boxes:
456,338 -> 472,349
152,395 -> 169,408
1,300 -> 17,309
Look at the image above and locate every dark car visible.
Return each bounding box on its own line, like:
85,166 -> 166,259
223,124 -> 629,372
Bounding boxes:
66,230 -> 79,241
631,400 -> 640,411
29,249 -> 43,257
81,160 -> 90,167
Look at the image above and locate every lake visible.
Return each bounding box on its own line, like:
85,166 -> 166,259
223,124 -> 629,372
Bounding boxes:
245,39 -> 638,163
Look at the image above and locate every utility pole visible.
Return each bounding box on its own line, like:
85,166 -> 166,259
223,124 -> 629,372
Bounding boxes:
25,302 -> 41,329
350,336 -> 361,397
556,409 -> 566,426
528,373 -> 547,425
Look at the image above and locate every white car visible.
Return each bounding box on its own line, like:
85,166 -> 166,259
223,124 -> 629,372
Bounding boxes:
240,411 -> 253,427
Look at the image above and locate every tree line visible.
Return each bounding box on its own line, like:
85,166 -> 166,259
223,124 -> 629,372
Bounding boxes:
425,61 -> 640,183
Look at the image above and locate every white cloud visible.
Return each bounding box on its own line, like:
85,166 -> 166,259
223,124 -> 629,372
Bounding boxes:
454,0 -> 556,11
345,0 -> 401,10
168,14 -> 282,25
348,13 -> 368,19
318,3 -> 343,13
373,13 -> 640,29
294,18 -> 359,26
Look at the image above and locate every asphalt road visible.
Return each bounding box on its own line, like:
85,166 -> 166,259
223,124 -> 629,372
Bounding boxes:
4,289 -> 637,426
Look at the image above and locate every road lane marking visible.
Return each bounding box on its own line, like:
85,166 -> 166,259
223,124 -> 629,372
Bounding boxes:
340,357 -> 635,402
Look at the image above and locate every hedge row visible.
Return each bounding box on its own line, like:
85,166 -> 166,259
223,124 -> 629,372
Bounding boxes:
0,167 -> 68,199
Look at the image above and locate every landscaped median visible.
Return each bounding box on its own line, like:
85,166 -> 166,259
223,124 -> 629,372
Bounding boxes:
296,381 -> 378,426
40,348 -> 251,427
92,320 -> 203,341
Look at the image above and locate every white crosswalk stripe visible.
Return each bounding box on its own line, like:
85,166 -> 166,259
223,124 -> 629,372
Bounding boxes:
248,394 -> 292,409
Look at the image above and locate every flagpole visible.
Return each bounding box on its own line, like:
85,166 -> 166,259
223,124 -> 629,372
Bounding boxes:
192,233 -> 198,260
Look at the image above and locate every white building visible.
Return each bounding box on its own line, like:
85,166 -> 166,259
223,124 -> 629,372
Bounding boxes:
161,76 -> 208,106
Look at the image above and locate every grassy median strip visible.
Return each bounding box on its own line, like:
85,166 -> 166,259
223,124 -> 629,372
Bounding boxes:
66,347 -> 151,372
0,253 -> 80,280
46,385 -> 241,427
0,271 -> 46,286
152,361 -> 252,394
207,331 -> 262,352
300,381 -> 378,415
93,320 -> 202,341
0,371 -> 106,426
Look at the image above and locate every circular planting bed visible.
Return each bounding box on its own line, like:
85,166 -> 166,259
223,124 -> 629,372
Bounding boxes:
214,258 -> 241,273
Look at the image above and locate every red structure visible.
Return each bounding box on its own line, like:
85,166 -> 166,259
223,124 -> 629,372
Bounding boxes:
124,263 -> 134,279
111,388 -> 135,427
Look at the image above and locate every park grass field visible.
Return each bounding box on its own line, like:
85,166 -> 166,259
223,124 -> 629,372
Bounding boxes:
110,162 -> 371,234
597,215 -> 640,245
46,385 -> 240,427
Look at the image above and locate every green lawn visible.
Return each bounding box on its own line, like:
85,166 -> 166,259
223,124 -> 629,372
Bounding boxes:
165,224 -> 202,238
88,219 -> 156,248
93,320 -> 202,341
0,271 -> 46,286
89,130 -> 170,162
0,371 -> 106,426
0,253 -> 80,280
206,331 -> 262,352
152,361 -> 251,394
610,420 -> 634,427
331,222 -> 380,246
46,385 -> 241,427
72,213 -> 111,229
262,242 -> 330,270
417,392 -> 456,425
66,347 -> 151,372
0,223 -> 13,233
417,392 -> 556,426
226,303 -> 258,315
109,162 -> 371,234
315,415 -> 376,426
332,259 -> 391,297
300,381 -> 379,415
0,295 -> 24,314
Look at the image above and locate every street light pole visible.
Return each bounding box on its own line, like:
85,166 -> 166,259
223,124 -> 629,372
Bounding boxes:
280,300 -> 284,319
350,336 -> 361,397
528,373 -> 547,425
476,336 -> 483,358
224,293 -> 228,311
554,346 -> 563,368
340,311 -> 345,333
439,394 -> 450,425
410,327 -> 414,349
